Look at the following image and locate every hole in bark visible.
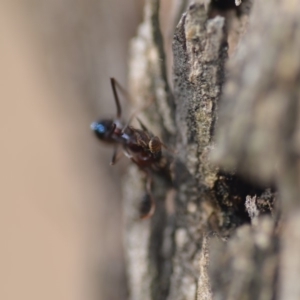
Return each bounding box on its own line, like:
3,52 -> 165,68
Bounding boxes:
214,172 -> 276,230
209,0 -> 250,18
211,0 -> 237,11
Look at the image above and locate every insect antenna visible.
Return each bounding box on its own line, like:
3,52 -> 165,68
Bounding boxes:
110,77 -> 122,119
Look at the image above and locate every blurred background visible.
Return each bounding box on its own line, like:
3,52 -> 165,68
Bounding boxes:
1,1 -> 142,300
0,1 -> 178,299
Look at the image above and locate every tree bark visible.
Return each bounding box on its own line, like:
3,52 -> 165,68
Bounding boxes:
123,0 -> 300,299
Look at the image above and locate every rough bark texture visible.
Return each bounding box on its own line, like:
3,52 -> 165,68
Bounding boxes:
124,0 -> 300,299
169,5 -> 226,300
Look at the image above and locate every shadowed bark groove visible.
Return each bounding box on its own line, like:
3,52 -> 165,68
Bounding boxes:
123,1 -> 175,300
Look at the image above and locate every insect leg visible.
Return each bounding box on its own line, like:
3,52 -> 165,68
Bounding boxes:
121,98 -> 154,133
161,142 -> 177,155
140,172 -> 156,219
136,117 -> 149,132
110,146 -> 123,165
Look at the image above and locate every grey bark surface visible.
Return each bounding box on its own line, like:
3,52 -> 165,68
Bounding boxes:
123,0 -> 300,299
169,5 -> 226,300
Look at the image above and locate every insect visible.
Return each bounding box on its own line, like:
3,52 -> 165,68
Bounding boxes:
90,78 -> 171,219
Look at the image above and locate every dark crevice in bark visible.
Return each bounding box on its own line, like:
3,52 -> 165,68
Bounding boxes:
211,0 -> 238,11
209,0 -> 253,16
214,172 -> 276,234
